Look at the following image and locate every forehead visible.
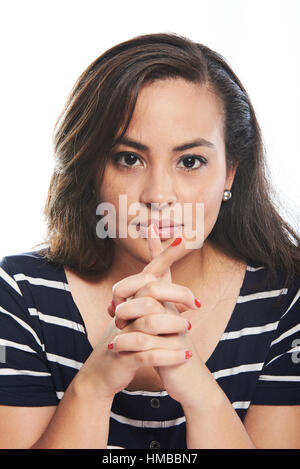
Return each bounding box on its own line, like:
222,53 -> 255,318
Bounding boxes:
125,78 -> 225,145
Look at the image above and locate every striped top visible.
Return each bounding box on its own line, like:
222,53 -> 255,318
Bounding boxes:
0,250 -> 299,449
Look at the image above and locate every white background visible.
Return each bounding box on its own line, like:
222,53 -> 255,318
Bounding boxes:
0,0 -> 299,258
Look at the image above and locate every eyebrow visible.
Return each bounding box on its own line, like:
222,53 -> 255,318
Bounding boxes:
114,136 -> 215,152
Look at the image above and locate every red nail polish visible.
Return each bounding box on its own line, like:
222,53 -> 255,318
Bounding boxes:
187,321 -> 192,330
108,342 -> 114,350
185,350 -> 193,359
171,237 -> 182,247
194,298 -> 201,308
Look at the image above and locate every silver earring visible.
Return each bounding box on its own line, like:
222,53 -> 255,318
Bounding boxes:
223,189 -> 232,201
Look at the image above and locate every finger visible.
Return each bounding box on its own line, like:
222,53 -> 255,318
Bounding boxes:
115,294 -> 194,330
147,223 -> 164,261
115,297 -> 165,323
134,280 -> 199,311
143,227 -> 186,280
146,223 -> 178,314
107,271 -> 158,316
122,348 -> 193,369
109,331 -> 185,352
125,313 -> 191,335
108,226 -> 187,318
145,223 -> 180,282
114,294 -> 189,330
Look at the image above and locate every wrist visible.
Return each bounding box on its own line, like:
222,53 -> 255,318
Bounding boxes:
71,370 -> 115,405
182,378 -> 225,417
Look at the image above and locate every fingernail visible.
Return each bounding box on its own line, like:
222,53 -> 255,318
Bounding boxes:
171,237 -> 182,247
185,350 -> 193,359
187,320 -> 192,331
108,342 -> 114,350
194,298 -> 201,308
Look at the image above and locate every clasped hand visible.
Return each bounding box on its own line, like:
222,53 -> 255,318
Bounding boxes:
106,224 -> 204,408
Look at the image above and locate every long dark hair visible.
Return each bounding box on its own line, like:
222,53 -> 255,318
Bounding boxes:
37,32 -> 300,289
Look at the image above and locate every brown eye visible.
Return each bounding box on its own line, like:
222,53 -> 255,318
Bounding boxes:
113,152 -> 142,167
178,155 -> 207,172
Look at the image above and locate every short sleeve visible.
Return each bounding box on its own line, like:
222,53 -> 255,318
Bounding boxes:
0,256 -> 58,406
251,284 -> 300,405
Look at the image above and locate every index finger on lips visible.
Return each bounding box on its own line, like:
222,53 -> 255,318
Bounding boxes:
147,224 -> 171,283
107,225 -> 186,319
143,225 -> 186,281
146,224 -> 178,315
145,224 -> 185,314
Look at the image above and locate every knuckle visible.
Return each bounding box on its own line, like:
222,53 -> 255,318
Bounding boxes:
146,281 -> 158,296
144,297 -> 155,311
136,351 -> 146,366
135,332 -> 148,348
149,350 -> 160,367
144,272 -> 157,284
144,314 -> 158,333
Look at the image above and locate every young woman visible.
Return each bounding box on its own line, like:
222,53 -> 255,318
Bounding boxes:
0,33 -> 299,449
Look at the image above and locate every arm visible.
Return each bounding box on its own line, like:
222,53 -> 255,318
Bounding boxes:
136,230 -> 255,448
183,280 -> 300,448
183,391 -> 299,449
0,376 -> 113,449
164,319 -> 300,449
244,404 -> 300,449
138,228 -> 300,448
0,405 -> 56,449
184,390 -> 300,449
182,370 -> 256,449
0,258 -> 111,449
31,374 -> 113,449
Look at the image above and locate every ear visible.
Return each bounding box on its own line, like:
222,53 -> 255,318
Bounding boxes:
225,161 -> 239,191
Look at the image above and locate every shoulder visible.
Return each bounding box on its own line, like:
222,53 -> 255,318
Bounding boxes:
0,250 -> 62,409
0,249 -> 70,330
0,249 -> 76,352
251,265 -> 300,384
0,249 -> 61,278
243,262 -> 299,308
0,249 -> 67,295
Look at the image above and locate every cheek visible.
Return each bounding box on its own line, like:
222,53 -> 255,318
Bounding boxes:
203,180 -> 224,207
99,167 -> 118,200
99,169 -> 128,205
99,172 -> 137,236
181,181 -> 224,242
202,182 -> 224,234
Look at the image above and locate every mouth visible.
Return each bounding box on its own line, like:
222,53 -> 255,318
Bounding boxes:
136,222 -> 183,241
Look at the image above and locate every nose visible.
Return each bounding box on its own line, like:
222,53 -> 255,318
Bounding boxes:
139,167 -> 178,208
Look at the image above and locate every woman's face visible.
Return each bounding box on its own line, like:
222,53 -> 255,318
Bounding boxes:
96,78 -> 237,264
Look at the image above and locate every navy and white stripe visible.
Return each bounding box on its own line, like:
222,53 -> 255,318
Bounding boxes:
0,250 -> 299,449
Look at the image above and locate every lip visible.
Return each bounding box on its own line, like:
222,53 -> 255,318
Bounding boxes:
137,219 -> 182,229
137,224 -> 183,241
